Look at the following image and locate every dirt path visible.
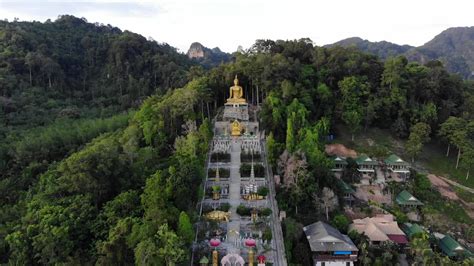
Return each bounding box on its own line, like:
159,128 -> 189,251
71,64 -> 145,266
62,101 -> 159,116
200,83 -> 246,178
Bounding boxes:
437,175 -> 474,194
427,174 -> 474,219
427,174 -> 460,200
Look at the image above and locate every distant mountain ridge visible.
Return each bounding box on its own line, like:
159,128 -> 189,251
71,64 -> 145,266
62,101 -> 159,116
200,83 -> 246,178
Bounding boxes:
186,42 -> 231,68
327,27 -> 474,79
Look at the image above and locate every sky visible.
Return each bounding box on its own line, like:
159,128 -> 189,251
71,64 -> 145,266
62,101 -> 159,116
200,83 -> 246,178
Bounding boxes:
0,0 -> 473,53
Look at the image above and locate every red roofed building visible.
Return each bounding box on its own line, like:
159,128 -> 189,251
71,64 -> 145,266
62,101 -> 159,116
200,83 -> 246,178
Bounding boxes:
348,214 -> 408,245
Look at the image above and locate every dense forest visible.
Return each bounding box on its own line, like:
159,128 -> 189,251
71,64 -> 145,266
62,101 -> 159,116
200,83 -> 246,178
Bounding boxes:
1,16 -> 473,264
0,15 -> 191,129
0,16 -> 200,264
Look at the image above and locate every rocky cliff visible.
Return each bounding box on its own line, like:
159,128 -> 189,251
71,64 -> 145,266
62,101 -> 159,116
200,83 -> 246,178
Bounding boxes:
186,42 -> 231,67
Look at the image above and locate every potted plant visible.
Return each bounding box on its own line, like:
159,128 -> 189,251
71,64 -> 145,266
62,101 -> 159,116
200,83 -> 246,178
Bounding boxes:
212,185 -> 221,200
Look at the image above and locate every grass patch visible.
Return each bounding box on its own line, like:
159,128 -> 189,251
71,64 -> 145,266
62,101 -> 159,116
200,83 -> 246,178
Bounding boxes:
438,202 -> 472,224
423,201 -> 473,225
240,163 -> 265,177
420,142 -> 473,189
454,187 -> 474,203
333,125 -> 397,158
411,173 -> 473,225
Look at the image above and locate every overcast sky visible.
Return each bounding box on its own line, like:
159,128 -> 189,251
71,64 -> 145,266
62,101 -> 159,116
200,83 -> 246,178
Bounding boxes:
1,0 -> 473,53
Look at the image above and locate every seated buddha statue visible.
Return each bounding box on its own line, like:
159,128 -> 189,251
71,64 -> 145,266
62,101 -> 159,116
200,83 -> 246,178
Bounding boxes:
231,120 -> 241,136
226,75 -> 247,104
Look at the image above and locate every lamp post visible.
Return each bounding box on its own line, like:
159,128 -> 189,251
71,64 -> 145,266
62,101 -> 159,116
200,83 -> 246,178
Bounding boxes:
210,238 -> 221,266
245,238 -> 256,266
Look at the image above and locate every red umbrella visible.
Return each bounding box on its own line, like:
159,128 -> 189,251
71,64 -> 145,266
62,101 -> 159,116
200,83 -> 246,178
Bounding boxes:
210,238 -> 221,247
244,238 -> 256,247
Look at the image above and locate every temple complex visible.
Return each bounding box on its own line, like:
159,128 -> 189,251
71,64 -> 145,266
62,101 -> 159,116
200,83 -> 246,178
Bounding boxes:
193,76 -> 286,266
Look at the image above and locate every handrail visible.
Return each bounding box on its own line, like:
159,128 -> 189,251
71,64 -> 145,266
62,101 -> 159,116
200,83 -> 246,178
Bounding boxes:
262,138 -> 288,266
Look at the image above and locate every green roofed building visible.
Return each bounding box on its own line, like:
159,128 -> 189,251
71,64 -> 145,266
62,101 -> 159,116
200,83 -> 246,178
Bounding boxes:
396,190 -> 423,207
438,235 -> 473,258
331,156 -> 348,172
339,180 -> 356,204
402,223 -> 425,239
384,154 -> 410,179
355,155 -> 377,174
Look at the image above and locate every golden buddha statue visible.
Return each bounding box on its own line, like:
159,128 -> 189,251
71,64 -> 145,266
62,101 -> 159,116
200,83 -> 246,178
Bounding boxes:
231,120 -> 242,136
204,210 -> 230,222
226,75 -> 247,104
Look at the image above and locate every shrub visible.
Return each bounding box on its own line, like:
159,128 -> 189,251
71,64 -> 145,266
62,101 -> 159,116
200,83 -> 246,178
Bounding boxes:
208,168 -> 230,178
260,208 -> 272,217
240,163 -> 265,177
237,205 -> 251,216
219,203 -> 231,212
263,226 -> 272,241
210,152 -> 230,162
241,152 -> 261,162
257,187 -> 269,197
331,214 -> 350,233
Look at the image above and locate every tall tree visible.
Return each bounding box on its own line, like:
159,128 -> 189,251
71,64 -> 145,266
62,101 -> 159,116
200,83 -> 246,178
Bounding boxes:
406,122 -> 431,162
381,56 -> 408,118
156,224 -> 186,266
438,116 -> 466,161
339,76 -> 369,141
285,99 -> 308,152
177,212 -> 194,245
460,146 -> 474,180
320,187 -> 339,221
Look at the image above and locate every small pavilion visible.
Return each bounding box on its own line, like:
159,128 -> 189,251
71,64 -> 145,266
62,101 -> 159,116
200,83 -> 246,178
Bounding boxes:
355,155 -> 377,174
395,190 -> 423,207
331,156 -> 348,172
385,154 -> 410,179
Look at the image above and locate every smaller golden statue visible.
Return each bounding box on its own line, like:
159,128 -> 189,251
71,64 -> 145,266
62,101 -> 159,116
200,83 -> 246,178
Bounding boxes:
226,75 -> 247,104
205,210 -> 231,222
231,120 -> 241,136
243,194 -> 264,201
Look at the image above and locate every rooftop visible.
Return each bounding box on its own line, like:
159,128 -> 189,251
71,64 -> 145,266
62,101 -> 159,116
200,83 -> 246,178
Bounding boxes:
384,154 -> 409,165
333,156 -> 348,163
303,221 -> 358,252
339,180 -> 355,194
355,155 -> 378,165
349,214 -> 408,244
402,223 -> 425,238
439,235 -> 468,257
396,190 -> 423,206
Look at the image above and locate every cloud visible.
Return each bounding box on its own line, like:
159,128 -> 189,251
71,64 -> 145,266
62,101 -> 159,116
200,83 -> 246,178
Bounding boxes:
0,0 -> 473,53
0,1 -> 161,19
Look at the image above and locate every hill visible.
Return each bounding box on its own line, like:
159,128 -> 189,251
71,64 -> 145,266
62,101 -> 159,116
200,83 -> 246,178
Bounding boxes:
328,27 -> 474,79
0,15 -> 192,130
186,42 -> 231,68
406,27 -> 474,78
328,37 -> 413,59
